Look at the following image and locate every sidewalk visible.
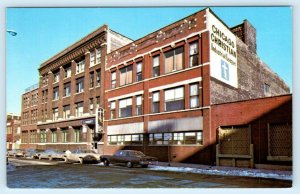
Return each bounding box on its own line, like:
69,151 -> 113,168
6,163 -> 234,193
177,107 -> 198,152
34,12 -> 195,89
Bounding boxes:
149,162 -> 292,181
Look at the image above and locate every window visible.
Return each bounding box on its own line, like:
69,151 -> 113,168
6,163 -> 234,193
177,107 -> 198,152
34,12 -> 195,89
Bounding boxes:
52,108 -> 59,121
108,134 -> 143,145
190,83 -> 199,108
164,47 -> 184,74
76,60 -> 85,74
96,96 -> 100,107
189,42 -> 199,67
62,130 -> 68,143
164,87 -> 184,111
149,133 -> 163,145
173,132 -> 184,145
136,95 -> 142,116
22,131 -> 28,143
30,130 -> 36,143
64,82 -> 71,97
40,130 -> 47,143
89,98 -> 94,114
42,90 -> 48,102
136,62 -> 142,82
264,83 -> 271,95
64,66 -> 71,78
51,130 -> 57,143
111,71 -> 116,89
119,98 -> 132,118
74,128 -> 81,142
149,131 -> 202,145
90,50 -> 95,66
53,87 -> 59,100
75,102 -> 83,117
96,69 -> 101,86
90,72 -> 94,88
119,65 -> 133,86
53,71 -> 60,83
152,92 -> 160,113
63,105 -> 70,119
221,60 -> 229,81
110,101 -> 116,119
96,48 -> 101,64
152,55 -> 160,77
76,77 -> 84,93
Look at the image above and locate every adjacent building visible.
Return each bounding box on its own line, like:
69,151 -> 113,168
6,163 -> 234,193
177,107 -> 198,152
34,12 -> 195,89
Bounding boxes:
104,8 -> 290,165
6,113 -> 21,149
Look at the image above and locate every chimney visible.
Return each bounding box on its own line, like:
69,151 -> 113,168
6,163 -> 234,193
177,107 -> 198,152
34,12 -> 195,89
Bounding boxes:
231,19 -> 257,53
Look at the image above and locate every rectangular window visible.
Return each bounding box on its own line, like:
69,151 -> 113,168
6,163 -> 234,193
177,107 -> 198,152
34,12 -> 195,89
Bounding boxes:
136,62 -> 142,82
221,60 -> 229,81
173,132 -> 184,145
110,101 -> 116,119
111,71 -> 116,89
96,96 -> 100,107
53,87 -> 59,100
51,130 -> 57,143
74,129 -> 81,143
264,83 -> 271,95
62,130 -> 68,143
90,50 -> 95,66
108,134 -> 143,145
40,130 -> 47,143
152,55 -> 160,77
76,77 -> 84,93
22,131 -> 28,143
52,108 -> 59,121
164,47 -> 184,74
76,60 -> 85,74
152,92 -> 160,113
75,102 -> 83,117
30,130 -> 36,143
64,66 -> 72,78
190,83 -> 199,108
64,82 -> 71,97
164,87 -> 184,111
96,69 -> 101,86
149,133 -> 163,145
89,98 -> 94,114
96,48 -> 101,64
136,95 -> 142,116
189,42 -> 199,67
119,65 -> 133,86
63,105 -> 70,119
119,98 -> 132,118
90,72 -> 94,88
53,71 -> 60,83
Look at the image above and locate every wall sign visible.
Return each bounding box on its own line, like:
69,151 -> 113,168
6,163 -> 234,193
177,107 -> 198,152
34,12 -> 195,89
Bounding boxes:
207,9 -> 238,88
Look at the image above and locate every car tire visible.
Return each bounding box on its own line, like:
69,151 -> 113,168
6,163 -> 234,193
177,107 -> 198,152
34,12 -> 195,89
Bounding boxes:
79,158 -> 84,164
103,159 -> 109,167
38,156 -> 42,160
63,157 -> 68,162
126,161 -> 133,168
141,164 -> 148,168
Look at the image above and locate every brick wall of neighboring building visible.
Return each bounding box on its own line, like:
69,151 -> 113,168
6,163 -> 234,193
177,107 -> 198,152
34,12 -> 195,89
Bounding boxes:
6,114 -> 21,149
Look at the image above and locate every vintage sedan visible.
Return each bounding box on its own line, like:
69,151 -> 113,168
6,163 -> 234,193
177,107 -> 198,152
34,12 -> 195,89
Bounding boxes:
7,149 -> 25,158
65,150 -> 101,164
100,150 -> 158,168
38,149 -> 66,161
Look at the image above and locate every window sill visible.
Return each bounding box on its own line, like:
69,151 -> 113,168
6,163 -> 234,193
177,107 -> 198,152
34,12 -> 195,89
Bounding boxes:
75,91 -> 84,95
62,95 -> 71,99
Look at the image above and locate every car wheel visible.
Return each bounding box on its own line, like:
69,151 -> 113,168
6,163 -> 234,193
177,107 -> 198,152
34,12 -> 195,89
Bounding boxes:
103,159 -> 109,167
79,158 -> 84,164
141,164 -> 148,168
63,157 -> 68,162
38,156 -> 42,160
126,161 -> 133,168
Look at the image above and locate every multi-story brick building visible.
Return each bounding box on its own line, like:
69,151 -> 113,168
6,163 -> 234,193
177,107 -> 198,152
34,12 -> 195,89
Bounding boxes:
104,8 -> 290,165
20,84 -> 39,149
6,113 -> 21,149
33,25 -> 132,151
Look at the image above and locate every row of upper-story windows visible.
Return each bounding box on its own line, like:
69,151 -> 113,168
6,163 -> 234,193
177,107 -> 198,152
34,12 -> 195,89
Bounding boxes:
23,93 -> 38,108
109,83 -> 200,119
110,41 -> 199,89
41,47 -> 101,86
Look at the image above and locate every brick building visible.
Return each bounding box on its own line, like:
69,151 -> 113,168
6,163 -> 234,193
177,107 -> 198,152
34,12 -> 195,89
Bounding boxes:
20,84 -> 39,149
30,25 -> 132,151
103,8 -> 290,166
6,113 -> 21,149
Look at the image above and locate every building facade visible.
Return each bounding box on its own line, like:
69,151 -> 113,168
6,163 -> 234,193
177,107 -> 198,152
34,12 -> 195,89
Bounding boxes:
103,8 -> 290,165
22,25 -> 132,151
6,113 -> 21,149
19,84 -> 39,149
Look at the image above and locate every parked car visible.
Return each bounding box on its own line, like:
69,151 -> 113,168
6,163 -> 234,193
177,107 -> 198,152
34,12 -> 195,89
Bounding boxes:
38,149 -> 66,161
65,149 -> 101,164
7,149 -> 25,158
100,150 -> 158,168
23,149 -> 39,159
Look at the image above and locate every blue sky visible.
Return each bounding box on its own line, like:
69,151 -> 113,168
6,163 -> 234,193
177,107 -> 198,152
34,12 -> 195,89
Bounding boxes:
6,7 -> 292,114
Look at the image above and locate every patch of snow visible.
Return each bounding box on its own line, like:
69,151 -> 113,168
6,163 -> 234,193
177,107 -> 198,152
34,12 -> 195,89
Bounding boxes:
148,166 -> 292,181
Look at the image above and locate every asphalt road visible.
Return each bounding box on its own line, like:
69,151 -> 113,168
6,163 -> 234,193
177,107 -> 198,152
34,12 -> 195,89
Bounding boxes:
7,158 -> 292,188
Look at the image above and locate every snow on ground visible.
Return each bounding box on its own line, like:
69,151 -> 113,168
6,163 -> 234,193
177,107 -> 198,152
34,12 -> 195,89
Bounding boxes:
148,166 -> 292,181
